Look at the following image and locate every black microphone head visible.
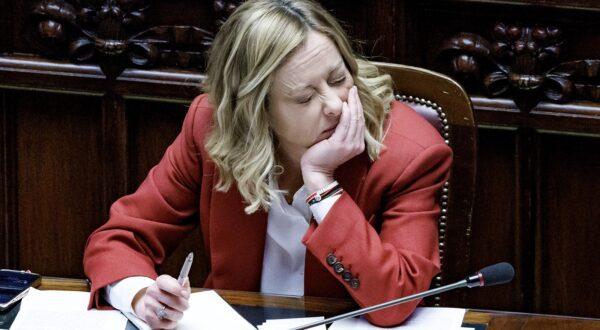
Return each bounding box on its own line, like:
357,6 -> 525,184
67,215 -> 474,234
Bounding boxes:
478,262 -> 515,286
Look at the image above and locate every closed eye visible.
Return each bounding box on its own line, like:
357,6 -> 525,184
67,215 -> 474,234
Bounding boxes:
330,75 -> 346,85
297,95 -> 313,104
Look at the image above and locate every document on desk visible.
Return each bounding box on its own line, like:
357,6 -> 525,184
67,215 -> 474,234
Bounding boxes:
177,290 -> 256,329
329,307 -> 474,330
10,288 -> 255,330
9,288 -> 127,330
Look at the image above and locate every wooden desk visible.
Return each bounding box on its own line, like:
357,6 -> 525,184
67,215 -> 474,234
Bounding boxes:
39,277 -> 600,330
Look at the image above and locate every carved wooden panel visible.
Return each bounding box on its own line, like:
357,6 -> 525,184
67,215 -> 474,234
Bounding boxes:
0,91 -> 19,269
30,0 -> 218,78
438,24 -> 599,111
467,128 -> 524,311
537,134 -> 600,317
0,1 -> 13,53
14,91 -> 104,277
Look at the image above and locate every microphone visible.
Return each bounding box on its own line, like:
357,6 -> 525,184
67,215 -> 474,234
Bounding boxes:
289,262 -> 515,330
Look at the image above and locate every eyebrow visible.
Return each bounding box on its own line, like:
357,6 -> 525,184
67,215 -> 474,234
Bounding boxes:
288,61 -> 346,95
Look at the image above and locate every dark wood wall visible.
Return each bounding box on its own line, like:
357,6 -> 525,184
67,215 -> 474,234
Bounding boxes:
1,0 -> 599,319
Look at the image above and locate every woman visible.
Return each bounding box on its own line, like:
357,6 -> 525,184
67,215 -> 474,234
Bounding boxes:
83,0 -> 452,328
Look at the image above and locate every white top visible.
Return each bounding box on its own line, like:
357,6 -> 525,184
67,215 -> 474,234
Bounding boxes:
105,185 -> 340,314
260,184 -> 311,295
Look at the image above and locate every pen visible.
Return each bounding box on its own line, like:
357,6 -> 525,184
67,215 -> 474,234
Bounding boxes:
178,252 -> 194,285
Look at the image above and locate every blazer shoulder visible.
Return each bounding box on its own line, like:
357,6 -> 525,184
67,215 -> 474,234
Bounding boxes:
367,101 -> 452,190
186,94 -> 215,146
380,101 -> 449,157
385,100 -> 446,148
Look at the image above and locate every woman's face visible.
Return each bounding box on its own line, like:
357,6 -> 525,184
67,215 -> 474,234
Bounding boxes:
268,31 -> 354,161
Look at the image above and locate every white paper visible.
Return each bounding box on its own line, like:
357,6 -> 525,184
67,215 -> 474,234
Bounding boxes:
10,289 -> 254,330
176,290 -> 256,330
328,307 -> 473,330
9,288 -> 127,330
258,316 -> 326,330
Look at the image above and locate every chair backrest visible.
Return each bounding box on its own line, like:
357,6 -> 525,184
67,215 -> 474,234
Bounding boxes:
374,62 -> 477,307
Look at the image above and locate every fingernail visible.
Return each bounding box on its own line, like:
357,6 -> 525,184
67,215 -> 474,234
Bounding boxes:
181,290 -> 189,298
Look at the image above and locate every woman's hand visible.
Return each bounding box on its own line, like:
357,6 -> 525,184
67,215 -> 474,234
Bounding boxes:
301,85 -> 365,192
132,275 -> 191,329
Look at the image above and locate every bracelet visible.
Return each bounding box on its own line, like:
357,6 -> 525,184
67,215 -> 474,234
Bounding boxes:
305,181 -> 343,205
305,181 -> 339,203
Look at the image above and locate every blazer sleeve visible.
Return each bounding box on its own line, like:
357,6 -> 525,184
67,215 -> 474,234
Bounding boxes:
83,96 -> 206,309
303,142 -> 452,327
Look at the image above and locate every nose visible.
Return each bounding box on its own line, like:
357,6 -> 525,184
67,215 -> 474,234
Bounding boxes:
322,87 -> 344,117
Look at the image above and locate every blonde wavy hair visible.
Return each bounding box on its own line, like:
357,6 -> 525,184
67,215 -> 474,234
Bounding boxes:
204,0 -> 394,214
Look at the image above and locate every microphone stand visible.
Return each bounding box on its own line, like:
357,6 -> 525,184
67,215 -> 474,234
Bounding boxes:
289,275 -> 482,330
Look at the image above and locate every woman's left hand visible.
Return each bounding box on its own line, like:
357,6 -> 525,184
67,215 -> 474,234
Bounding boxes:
301,85 -> 365,192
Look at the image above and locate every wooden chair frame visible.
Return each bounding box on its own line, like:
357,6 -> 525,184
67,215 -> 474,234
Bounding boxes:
374,62 -> 478,307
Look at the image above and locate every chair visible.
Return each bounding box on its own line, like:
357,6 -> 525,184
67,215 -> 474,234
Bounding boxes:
374,62 -> 477,307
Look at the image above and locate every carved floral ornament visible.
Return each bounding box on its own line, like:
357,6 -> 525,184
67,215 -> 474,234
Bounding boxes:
31,0 -> 243,78
438,23 -> 600,112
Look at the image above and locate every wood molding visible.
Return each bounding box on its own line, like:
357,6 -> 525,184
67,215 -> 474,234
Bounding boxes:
0,55 -> 203,102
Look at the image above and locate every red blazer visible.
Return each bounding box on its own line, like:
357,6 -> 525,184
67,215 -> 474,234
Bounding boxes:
83,94 -> 452,327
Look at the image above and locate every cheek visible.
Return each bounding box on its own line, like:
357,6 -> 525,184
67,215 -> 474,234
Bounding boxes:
271,115 -> 292,139
270,106 -> 307,138
267,108 -> 287,138
346,74 -> 355,87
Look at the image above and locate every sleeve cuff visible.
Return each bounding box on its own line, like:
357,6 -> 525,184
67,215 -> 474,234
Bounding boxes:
309,194 -> 341,224
104,276 -> 155,314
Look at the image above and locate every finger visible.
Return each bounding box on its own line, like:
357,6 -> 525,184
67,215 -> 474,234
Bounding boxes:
359,111 -> 366,142
331,101 -> 350,141
355,86 -> 365,124
156,275 -> 187,297
147,288 -> 190,313
146,283 -> 190,313
157,305 -> 184,323
143,299 -> 182,329
345,87 -> 359,143
354,87 -> 366,142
